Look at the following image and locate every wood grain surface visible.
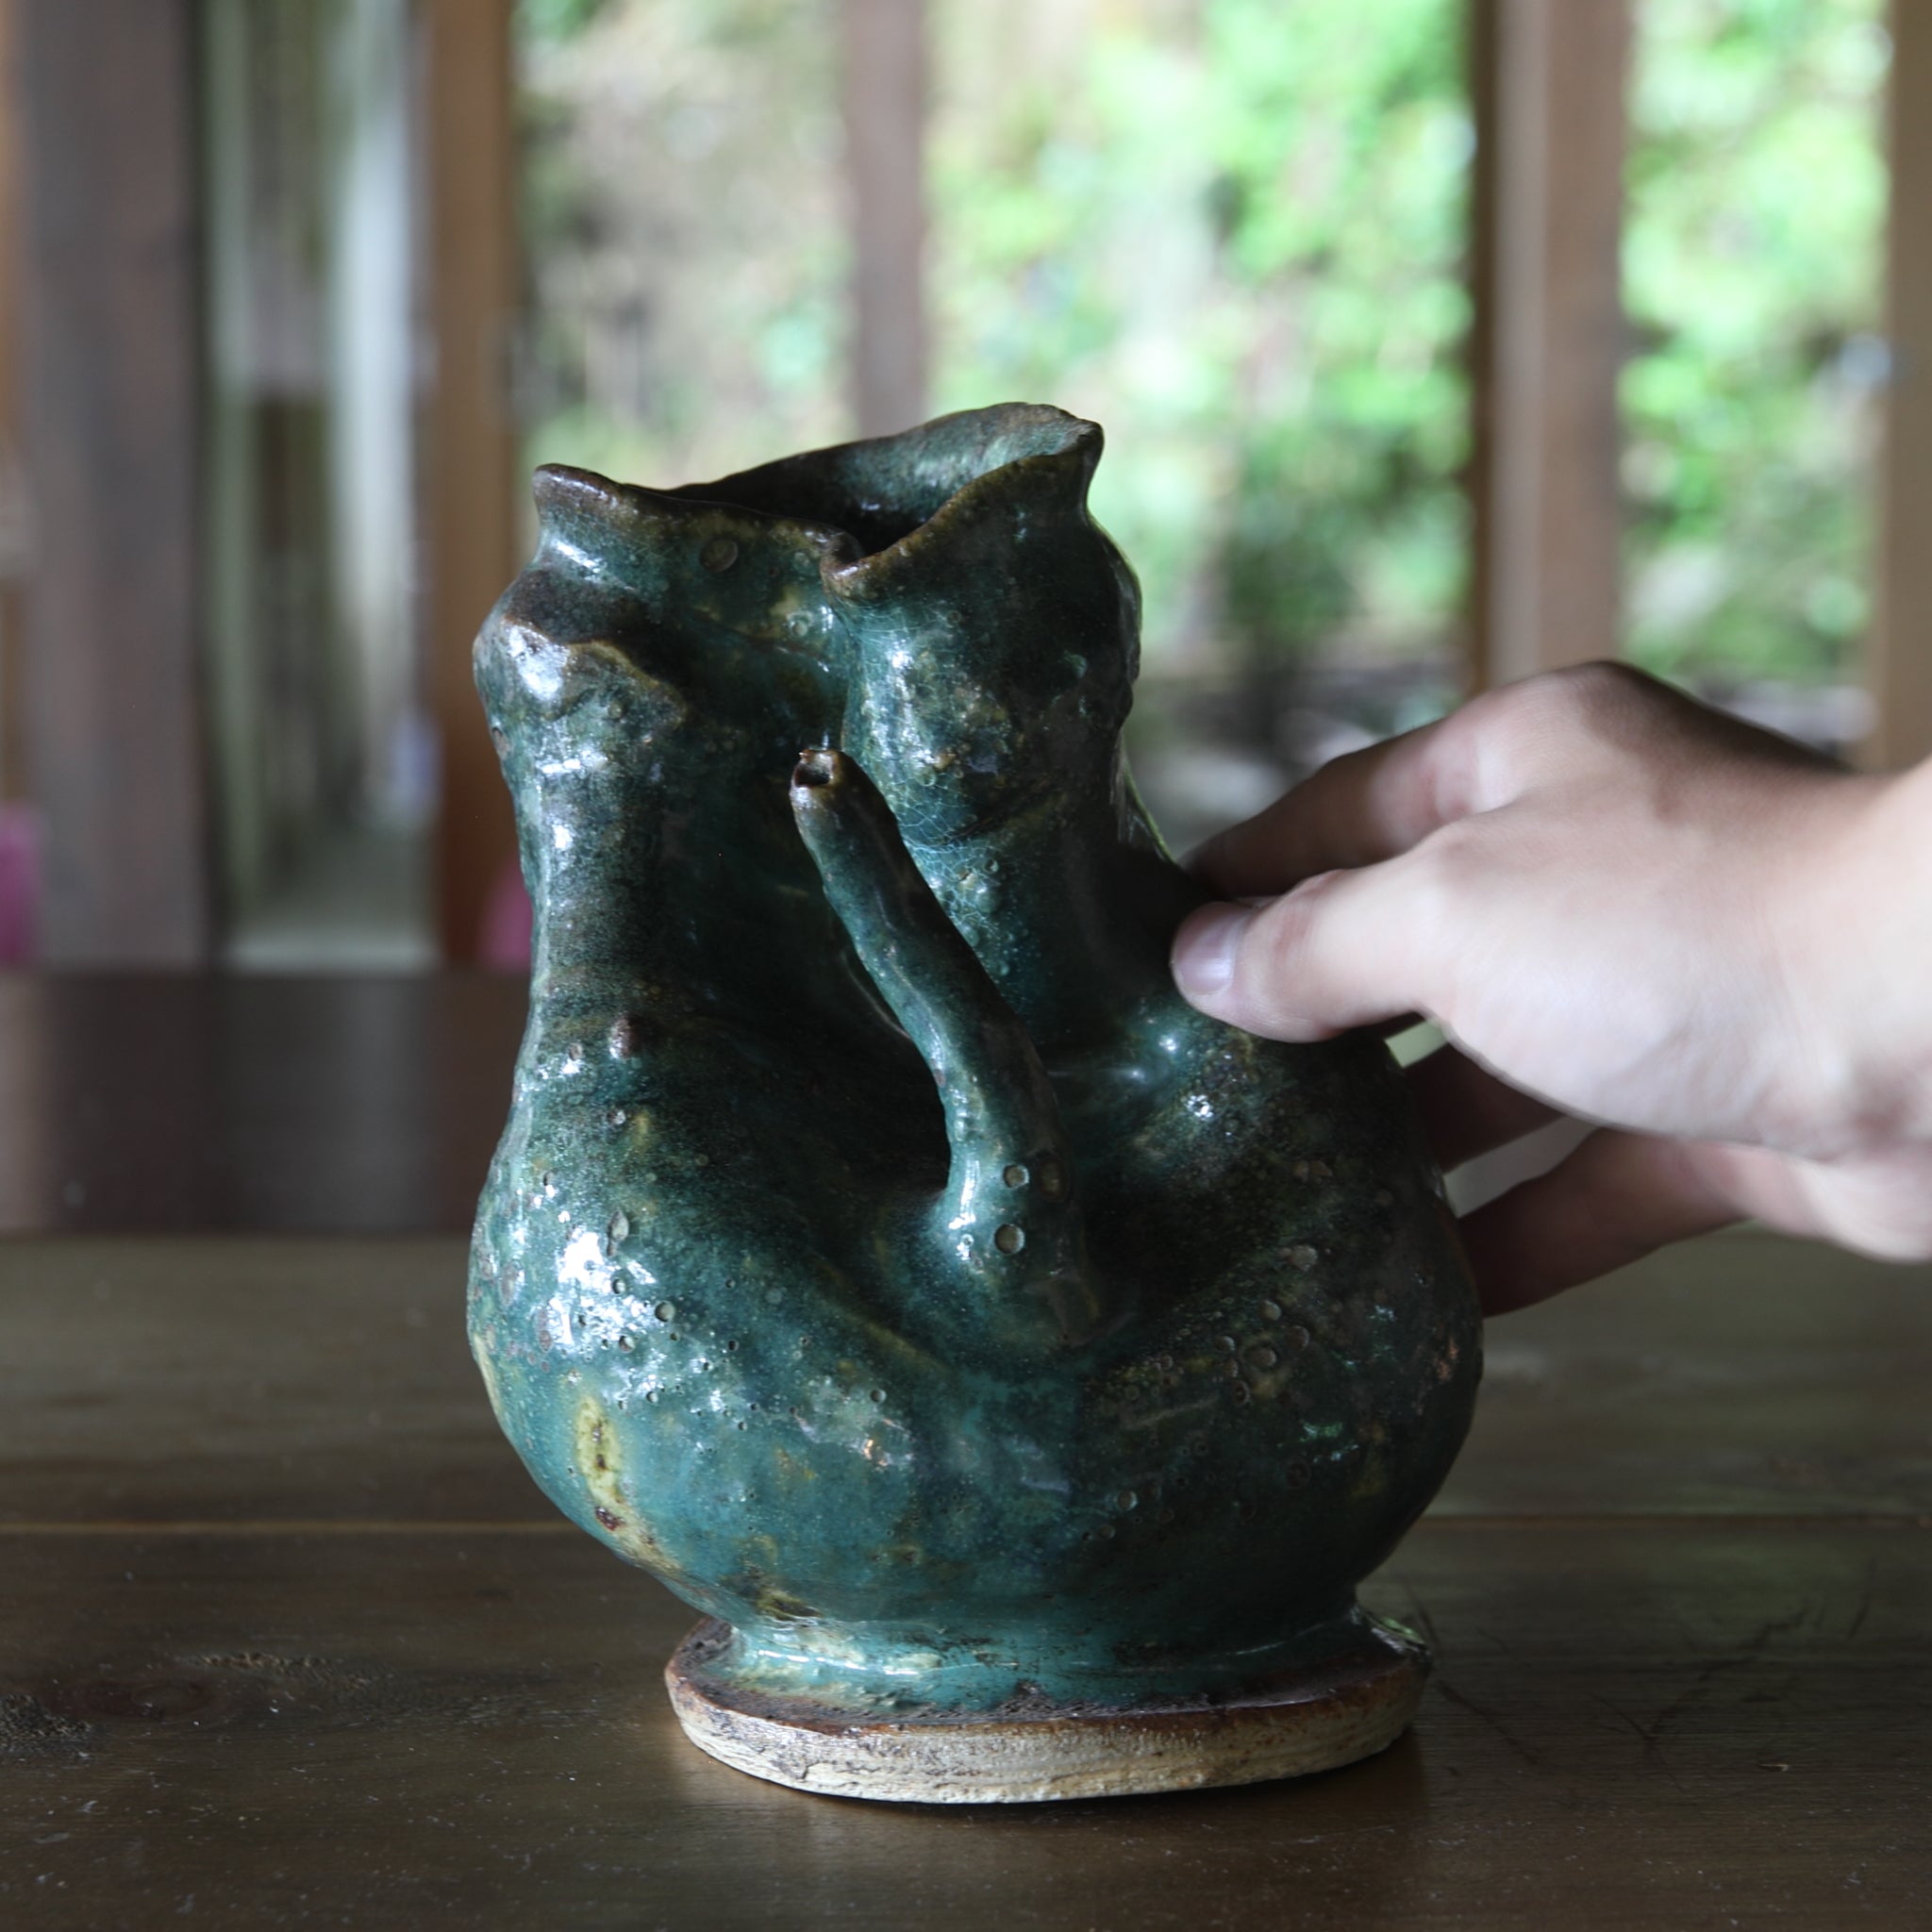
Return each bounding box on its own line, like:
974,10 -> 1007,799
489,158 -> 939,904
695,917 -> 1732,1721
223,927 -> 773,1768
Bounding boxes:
3,1522 -> 1926,1929
0,975 -> 525,1235
2,1228 -> 1929,1924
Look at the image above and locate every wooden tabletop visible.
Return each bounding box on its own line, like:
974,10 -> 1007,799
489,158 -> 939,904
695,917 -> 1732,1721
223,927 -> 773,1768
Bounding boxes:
1,977 -> 1928,1926
0,975 -> 526,1235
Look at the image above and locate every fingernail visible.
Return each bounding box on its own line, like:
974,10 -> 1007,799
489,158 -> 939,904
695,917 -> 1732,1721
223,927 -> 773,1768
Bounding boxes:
1172,903 -> 1254,999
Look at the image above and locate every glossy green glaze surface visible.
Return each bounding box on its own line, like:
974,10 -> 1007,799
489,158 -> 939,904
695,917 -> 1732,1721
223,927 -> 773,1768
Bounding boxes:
470,404 -> 1479,1713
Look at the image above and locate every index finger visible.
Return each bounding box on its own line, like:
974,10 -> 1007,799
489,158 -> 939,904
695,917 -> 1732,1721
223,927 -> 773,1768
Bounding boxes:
1188,701 -> 1492,899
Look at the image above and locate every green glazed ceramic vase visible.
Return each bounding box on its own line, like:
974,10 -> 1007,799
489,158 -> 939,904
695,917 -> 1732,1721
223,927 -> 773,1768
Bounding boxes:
470,404 -> 1480,1802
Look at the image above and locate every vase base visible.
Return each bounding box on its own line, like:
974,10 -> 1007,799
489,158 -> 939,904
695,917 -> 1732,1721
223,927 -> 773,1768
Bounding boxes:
664,1615 -> 1428,1804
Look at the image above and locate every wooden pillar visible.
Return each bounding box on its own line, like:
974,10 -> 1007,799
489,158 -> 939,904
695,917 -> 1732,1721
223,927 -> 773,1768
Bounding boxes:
0,0 -> 23,803
1467,0 -> 1632,690
1873,1 -> 1932,772
13,0 -> 212,964
420,0 -> 522,963
841,0 -> 929,439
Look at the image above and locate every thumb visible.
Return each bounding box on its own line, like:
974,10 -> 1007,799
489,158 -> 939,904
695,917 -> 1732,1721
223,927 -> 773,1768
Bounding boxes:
1171,862 -> 1436,1041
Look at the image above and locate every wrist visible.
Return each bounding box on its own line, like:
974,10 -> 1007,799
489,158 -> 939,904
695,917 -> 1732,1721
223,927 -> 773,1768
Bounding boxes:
1789,758 -> 1932,1154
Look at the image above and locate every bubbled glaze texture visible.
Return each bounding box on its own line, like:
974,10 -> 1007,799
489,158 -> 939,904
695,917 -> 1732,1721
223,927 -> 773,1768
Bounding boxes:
470,404 -> 1479,1709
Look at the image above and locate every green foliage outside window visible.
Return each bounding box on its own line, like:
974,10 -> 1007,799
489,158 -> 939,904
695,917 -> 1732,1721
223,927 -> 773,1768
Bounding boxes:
930,0 -> 1471,680
1624,0 -> 1888,687
518,0 -> 1888,692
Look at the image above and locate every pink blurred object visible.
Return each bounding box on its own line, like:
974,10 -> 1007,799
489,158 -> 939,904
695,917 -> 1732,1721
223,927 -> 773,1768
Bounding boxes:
479,856 -> 532,970
0,805 -> 38,965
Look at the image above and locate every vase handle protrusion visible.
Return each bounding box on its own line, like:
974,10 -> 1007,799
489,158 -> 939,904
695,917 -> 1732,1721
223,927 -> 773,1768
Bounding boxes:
790,749 -> 1107,1349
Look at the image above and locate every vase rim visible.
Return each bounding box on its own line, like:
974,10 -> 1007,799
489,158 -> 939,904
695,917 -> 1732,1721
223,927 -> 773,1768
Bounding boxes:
530,402 -> 1103,594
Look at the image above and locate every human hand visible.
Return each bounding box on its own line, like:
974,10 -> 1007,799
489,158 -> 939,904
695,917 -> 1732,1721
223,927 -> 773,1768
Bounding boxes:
1170,662 -> 1932,1311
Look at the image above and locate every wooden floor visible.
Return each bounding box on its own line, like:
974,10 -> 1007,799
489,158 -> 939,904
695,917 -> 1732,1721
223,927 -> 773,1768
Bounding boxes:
4,1228 -> 1929,1927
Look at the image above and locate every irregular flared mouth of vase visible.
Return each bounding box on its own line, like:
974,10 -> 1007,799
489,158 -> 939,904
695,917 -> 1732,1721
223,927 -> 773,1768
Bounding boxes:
662,401 -> 1100,568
